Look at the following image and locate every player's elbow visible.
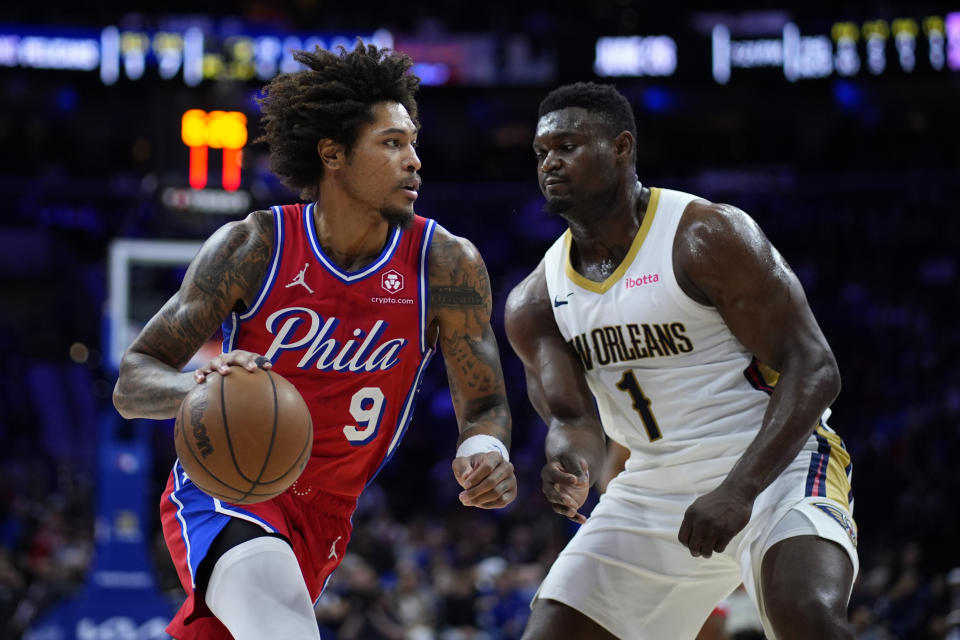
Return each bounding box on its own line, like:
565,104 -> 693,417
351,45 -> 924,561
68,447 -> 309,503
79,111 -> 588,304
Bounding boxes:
112,357 -> 138,419
112,379 -> 134,419
813,350 -> 841,404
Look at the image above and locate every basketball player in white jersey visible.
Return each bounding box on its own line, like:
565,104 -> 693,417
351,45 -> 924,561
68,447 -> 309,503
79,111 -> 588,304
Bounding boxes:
506,82 -> 858,639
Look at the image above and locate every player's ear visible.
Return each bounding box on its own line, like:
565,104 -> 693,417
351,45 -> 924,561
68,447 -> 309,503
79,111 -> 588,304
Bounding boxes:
614,131 -> 634,163
318,139 -> 345,170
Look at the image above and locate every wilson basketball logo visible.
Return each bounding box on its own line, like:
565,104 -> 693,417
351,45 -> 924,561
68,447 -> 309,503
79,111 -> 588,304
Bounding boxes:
189,396 -> 214,458
381,269 -> 405,294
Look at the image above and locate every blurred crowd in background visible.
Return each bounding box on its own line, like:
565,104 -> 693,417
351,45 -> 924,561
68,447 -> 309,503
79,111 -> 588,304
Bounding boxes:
1,1 -> 959,638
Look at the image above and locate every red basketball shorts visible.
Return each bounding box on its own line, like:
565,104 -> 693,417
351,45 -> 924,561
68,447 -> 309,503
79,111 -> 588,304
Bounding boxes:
160,460 -> 356,640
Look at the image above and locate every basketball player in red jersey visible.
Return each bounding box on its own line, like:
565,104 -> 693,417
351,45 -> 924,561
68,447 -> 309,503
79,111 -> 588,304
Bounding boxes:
113,43 -> 516,640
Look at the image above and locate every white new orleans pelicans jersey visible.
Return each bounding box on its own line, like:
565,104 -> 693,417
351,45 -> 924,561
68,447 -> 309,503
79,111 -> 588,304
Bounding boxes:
537,188 -> 857,639
543,187 -> 844,496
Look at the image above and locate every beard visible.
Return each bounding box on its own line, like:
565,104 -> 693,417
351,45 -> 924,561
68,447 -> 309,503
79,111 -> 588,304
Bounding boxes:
380,207 -> 414,230
544,183 -> 619,220
544,194 -> 574,215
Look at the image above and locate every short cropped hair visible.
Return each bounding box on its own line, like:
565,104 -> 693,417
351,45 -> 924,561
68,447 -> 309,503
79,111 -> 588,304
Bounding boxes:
538,82 -> 637,156
256,41 -> 420,200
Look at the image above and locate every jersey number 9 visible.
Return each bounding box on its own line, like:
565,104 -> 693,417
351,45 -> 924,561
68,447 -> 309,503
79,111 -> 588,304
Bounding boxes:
343,387 -> 386,445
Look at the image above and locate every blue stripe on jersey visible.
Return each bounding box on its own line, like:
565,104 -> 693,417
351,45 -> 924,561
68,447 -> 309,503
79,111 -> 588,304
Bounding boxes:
316,572 -> 335,605
419,219 -> 436,354
304,202 -> 402,283
222,205 -> 284,352
804,430 -> 832,497
222,312 -> 238,353
168,459 -> 276,587
845,461 -> 855,506
365,349 -> 435,487
168,461 -> 197,586
365,218 -> 434,485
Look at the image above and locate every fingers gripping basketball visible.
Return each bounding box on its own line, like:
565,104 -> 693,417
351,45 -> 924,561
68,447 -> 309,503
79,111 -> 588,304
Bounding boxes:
174,367 -> 312,504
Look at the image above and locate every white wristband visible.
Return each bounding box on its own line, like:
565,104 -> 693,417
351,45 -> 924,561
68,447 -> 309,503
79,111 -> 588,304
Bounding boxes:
455,434 -> 509,462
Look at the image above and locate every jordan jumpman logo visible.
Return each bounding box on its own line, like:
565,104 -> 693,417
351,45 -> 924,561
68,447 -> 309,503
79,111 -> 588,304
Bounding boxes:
286,262 -> 314,293
328,536 -> 342,560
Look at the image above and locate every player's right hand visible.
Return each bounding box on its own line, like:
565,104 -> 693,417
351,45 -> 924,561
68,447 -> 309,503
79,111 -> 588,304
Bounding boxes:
453,451 -> 517,509
194,350 -> 272,382
541,455 -> 590,524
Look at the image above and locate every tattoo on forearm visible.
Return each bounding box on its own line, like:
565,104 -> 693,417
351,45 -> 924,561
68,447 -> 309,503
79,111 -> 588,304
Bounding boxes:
442,328 -> 500,394
119,214 -> 273,417
460,394 -> 511,442
430,229 -> 509,431
113,350 -> 195,418
464,394 -> 510,425
132,384 -> 191,417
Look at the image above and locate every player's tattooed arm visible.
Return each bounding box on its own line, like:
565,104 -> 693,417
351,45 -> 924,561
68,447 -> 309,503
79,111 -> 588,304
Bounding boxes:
428,226 -> 511,447
113,211 -> 274,419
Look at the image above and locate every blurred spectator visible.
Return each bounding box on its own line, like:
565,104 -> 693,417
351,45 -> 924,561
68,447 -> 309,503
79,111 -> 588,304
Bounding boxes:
388,559 -> 437,637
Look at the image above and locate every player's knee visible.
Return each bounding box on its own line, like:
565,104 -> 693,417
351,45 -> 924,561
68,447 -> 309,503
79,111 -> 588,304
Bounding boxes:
205,536 -> 320,640
765,589 -> 852,640
209,536 -> 303,602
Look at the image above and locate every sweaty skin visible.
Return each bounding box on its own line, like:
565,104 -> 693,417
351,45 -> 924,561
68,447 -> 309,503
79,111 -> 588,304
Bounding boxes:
512,105 -> 840,551
513,101 -> 852,640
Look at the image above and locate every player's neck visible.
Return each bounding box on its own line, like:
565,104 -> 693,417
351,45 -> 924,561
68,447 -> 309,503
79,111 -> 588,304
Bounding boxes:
567,181 -> 648,263
311,198 -> 392,272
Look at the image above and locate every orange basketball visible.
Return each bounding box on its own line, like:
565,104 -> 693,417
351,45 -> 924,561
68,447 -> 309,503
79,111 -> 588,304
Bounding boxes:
174,367 -> 312,504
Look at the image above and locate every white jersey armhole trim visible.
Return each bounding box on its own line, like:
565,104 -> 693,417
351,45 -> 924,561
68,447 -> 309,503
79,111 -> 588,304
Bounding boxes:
661,195 -> 725,317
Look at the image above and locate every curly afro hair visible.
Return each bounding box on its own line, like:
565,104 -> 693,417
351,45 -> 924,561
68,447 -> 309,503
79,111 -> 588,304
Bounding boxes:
256,41 -> 420,201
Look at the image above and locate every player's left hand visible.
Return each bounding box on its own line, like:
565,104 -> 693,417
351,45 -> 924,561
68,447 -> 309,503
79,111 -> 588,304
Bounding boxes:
540,455 -> 590,524
678,482 -> 754,558
452,451 -> 517,509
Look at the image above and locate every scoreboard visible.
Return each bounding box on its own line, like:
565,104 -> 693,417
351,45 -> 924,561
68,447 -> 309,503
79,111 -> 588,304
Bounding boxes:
2,11 -> 958,88
594,12 -> 959,83
0,22 -> 393,86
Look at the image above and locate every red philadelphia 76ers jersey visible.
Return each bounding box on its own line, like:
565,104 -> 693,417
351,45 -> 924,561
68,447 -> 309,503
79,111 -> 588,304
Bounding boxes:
222,203 -> 436,501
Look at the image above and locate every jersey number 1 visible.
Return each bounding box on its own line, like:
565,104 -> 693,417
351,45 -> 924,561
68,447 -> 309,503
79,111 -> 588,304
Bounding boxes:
343,387 -> 386,445
615,371 -> 662,442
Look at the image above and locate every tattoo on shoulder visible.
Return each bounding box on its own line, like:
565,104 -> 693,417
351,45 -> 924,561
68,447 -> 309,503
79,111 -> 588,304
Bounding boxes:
432,286 -> 483,307
193,217 -> 272,308
139,215 -> 273,367
429,231 -> 491,310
